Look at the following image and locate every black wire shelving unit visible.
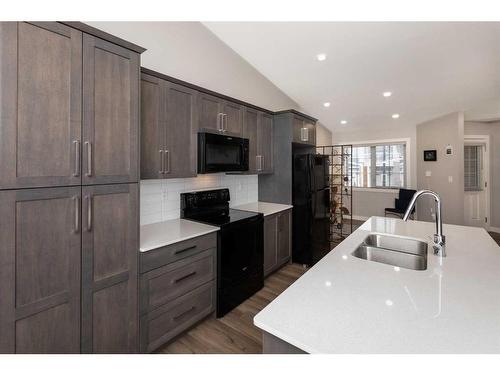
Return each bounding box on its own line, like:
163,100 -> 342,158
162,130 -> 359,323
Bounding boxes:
317,145 -> 353,245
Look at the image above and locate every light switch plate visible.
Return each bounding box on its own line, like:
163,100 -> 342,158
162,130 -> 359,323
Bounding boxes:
425,170 -> 432,177
448,175 -> 453,183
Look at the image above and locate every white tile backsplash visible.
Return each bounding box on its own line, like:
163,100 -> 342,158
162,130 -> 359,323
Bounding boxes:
140,173 -> 259,225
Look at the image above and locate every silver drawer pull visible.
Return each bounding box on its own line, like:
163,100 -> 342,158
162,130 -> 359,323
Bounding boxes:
85,195 -> 92,232
85,141 -> 92,176
159,150 -> 164,174
174,271 -> 197,284
174,245 -> 197,255
73,140 -> 80,177
73,195 -> 80,233
172,306 -> 196,321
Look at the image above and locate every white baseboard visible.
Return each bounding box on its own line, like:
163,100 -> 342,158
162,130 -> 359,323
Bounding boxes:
489,226 -> 500,234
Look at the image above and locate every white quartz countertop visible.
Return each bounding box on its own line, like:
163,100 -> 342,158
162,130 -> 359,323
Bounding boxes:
254,216 -> 500,353
140,219 -> 219,252
232,201 -> 293,216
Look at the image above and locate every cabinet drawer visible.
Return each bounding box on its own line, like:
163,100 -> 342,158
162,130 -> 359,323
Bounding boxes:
140,249 -> 215,314
140,281 -> 215,353
140,232 -> 217,273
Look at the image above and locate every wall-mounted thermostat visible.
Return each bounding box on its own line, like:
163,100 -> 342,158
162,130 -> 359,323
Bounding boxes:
446,144 -> 453,155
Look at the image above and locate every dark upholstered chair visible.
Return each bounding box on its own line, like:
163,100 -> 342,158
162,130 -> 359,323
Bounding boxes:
384,189 -> 417,219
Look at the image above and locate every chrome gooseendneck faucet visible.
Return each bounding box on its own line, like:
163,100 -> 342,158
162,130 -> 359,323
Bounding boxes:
403,189 -> 446,257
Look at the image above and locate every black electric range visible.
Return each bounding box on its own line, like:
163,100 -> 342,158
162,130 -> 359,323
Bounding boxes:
180,189 -> 264,317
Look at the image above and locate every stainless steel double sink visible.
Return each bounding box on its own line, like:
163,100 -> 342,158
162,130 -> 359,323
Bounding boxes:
352,234 -> 428,271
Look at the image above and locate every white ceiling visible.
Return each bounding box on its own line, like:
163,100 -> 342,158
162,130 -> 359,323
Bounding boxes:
203,22 -> 500,132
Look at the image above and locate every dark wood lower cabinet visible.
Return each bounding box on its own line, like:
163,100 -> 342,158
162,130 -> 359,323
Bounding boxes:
81,183 -> 139,353
139,234 -> 217,353
264,209 -> 292,277
0,187 -> 81,353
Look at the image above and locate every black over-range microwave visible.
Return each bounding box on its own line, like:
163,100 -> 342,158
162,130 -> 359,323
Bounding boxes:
198,132 -> 249,174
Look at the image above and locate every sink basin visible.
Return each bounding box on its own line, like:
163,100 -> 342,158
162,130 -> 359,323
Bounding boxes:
352,234 -> 428,270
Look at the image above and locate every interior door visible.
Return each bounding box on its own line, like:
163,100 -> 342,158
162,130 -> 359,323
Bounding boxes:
165,81 -> 198,178
81,184 -> 138,353
464,144 -> 487,228
243,107 -> 258,173
83,34 -> 139,185
140,73 -> 166,179
0,22 -> 82,189
0,187 -> 81,353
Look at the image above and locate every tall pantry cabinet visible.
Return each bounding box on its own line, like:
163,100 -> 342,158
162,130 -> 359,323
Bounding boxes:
0,22 -> 144,353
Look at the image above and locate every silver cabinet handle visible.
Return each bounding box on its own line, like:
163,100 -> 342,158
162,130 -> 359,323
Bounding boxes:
73,195 -> 80,233
86,195 -> 92,232
165,150 -> 170,174
73,140 -> 80,177
159,150 -> 164,174
85,141 -> 92,176
305,128 -> 309,142
217,113 -> 223,131
257,155 -> 262,172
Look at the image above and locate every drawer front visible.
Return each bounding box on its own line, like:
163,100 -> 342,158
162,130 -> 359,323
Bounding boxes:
140,232 -> 217,273
140,249 -> 215,314
140,281 -> 215,353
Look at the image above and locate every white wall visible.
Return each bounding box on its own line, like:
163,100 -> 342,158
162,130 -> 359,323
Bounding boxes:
416,112 -> 464,225
333,125 -> 417,219
316,123 -> 333,146
87,22 -> 299,111
141,174 -> 258,225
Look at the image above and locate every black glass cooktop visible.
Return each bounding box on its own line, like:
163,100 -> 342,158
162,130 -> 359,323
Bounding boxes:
188,208 -> 260,227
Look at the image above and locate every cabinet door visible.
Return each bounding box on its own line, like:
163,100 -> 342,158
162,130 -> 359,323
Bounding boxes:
223,101 -> 243,136
198,92 -> 223,132
258,112 -> 274,174
83,35 -> 140,185
81,184 -> 138,353
140,73 -> 166,179
277,210 -> 291,264
263,214 -> 278,277
305,121 -> 316,145
243,107 -> 258,173
292,116 -> 305,144
165,82 -> 198,178
0,187 -> 81,353
0,22 -> 82,189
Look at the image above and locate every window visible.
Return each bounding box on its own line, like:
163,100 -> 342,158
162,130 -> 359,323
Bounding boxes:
464,145 -> 482,191
348,142 -> 406,188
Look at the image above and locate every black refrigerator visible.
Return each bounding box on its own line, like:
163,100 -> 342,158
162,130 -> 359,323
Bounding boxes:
292,153 -> 331,266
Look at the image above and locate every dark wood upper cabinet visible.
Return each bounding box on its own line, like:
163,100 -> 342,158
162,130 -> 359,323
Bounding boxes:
293,115 -> 316,145
243,107 -> 259,173
165,82 -> 198,178
0,187 -> 82,353
81,183 -> 138,353
0,22 -> 82,189
198,92 -> 223,133
82,34 -> 140,185
258,112 -> 274,174
140,74 -> 197,179
140,74 -> 165,179
222,101 -> 243,136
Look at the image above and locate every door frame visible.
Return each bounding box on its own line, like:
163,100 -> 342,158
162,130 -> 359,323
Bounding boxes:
464,134 -> 490,230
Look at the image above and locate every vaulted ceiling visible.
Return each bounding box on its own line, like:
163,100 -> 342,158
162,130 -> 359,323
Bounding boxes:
204,22 -> 500,132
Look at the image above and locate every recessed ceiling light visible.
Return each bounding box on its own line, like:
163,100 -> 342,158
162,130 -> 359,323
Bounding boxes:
316,53 -> 327,61
383,91 -> 392,97
340,120 -> 348,125
392,113 -> 400,119
323,102 -> 331,108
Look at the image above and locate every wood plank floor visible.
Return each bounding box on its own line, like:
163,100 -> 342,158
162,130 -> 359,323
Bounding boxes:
155,263 -> 308,354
